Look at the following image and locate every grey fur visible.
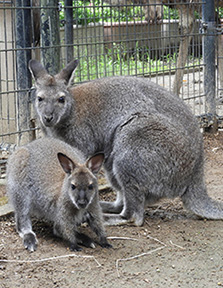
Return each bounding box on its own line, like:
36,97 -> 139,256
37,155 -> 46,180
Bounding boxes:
29,59 -> 223,226
7,137 -> 111,251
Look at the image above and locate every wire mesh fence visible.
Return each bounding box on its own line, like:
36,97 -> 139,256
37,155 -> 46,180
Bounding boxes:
0,0 -> 222,156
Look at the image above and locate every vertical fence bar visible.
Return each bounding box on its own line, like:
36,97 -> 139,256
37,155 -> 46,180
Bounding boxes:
40,0 -> 60,74
65,0 -> 73,64
202,0 -> 217,132
15,0 -> 32,145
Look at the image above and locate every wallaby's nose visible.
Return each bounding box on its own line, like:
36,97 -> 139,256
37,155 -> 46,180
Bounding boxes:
44,115 -> 53,123
77,199 -> 87,208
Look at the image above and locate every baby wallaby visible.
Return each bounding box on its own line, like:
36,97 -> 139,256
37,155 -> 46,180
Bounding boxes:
7,137 -> 111,252
29,59 -> 223,226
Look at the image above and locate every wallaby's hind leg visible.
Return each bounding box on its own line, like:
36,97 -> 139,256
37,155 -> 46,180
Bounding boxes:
15,213 -> 38,252
181,181 -> 223,219
102,146 -> 146,226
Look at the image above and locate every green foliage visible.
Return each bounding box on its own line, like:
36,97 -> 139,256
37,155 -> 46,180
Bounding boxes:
59,1 -> 179,26
74,48 -> 180,82
217,7 -> 223,19
163,5 -> 179,20
59,1 -> 201,81
60,0 -> 143,26
60,1 -> 223,25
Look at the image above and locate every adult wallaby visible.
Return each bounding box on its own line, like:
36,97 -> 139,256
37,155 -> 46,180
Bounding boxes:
29,59 -> 223,226
7,137 -> 111,252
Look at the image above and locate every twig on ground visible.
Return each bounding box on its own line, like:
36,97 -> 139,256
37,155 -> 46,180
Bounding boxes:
108,236 -> 139,241
146,234 -> 166,246
0,253 -> 101,267
115,234 -> 167,277
115,246 -> 166,277
169,240 -> 185,250
149,205 -> 163,216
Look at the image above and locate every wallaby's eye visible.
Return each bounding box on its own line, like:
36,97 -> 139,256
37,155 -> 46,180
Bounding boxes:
58,96 -> 65,103
71,184 -> 76,190
88,184 -> 94,190
37,96 -> 43,102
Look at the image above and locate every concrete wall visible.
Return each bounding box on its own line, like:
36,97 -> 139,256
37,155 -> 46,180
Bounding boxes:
104,20 -> 201,59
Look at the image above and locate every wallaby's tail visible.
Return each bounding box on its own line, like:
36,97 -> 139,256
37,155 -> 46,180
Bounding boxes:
181,185 -> 223,220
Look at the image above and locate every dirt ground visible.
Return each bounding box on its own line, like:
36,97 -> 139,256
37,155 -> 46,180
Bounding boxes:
1,132 -> 223,288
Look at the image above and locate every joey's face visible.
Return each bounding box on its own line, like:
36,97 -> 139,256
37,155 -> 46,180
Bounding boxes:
34,85 -> 72,127
68,170 -> 97,210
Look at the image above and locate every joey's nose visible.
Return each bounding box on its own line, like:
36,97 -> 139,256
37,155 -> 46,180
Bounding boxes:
77,199 -> 88,208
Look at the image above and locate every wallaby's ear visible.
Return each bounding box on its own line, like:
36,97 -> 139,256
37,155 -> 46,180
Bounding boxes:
86,153 -> 104,175
29,59 -> 49,82
55,59 -> 79,86
58,153 -> 77,174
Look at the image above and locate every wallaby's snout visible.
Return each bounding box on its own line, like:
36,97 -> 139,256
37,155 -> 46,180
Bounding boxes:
76,189 -> 89,209
37,98 -> 56,126
44,114 -> 53,124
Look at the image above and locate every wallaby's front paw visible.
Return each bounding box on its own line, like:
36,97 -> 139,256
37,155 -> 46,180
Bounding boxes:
23,233 -> 38,252
82,239 -> 95,249
69,243 -> 83,252
76,231 -> 95,248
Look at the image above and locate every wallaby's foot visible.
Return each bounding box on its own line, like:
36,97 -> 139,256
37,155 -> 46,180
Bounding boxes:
103,213 -> 131,226
103,212 -> 144,226
23,232 -> 38,252
69,243 -> 83,252
100,200 -> 123,214
76,232 -> 95,249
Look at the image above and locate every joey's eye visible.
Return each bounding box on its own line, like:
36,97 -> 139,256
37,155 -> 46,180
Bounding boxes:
58,96 -> 65,103
71,184 -> 76,190
88,184 -> 94,190
37,96 -> 43,102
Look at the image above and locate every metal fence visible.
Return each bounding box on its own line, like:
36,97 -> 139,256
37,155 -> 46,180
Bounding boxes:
0,0 -> 222,154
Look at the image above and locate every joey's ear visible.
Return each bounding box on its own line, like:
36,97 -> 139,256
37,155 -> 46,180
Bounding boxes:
57,153 -> 77,174
55,59 -> 79,86
29,59 -> 49,82
86,153 -> 104,175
